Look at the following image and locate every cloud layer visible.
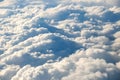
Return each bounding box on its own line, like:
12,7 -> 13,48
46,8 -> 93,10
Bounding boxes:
0,0 -> 120,80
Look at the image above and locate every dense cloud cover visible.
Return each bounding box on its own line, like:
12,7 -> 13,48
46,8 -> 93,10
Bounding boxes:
0,0 -> 120,80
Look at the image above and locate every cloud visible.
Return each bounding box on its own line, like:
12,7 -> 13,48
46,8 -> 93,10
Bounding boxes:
10,51 -> 120,80
0,0 -> 120,80
0,65 -> 20,80
105,0 -> 120,7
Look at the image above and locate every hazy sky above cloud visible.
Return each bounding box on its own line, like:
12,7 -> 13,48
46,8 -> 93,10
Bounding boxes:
0,0 -> 120,80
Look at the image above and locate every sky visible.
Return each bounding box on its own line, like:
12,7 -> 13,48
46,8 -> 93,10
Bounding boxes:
0,0 -> 120,80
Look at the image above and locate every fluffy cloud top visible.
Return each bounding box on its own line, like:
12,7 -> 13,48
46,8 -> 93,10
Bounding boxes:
0,0 -> 120,80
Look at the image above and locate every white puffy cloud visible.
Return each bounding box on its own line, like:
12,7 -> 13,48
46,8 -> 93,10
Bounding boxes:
10,52 -> 120,80
0,65 -> 20,80
0,0 -> 120,80
105,0 -> 120,7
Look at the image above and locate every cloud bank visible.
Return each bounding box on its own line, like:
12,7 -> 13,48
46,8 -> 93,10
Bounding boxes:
0,0 -> 120,80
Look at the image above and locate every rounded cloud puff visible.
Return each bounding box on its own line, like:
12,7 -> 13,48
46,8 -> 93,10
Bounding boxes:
0,0 -> 120,80
106,0 -> 120,7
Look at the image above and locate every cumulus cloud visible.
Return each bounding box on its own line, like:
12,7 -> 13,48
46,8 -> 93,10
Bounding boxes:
105,0 -> 120,7
9,52 -> 120,80
0,0 -> 120,80
0,65 -> 20,80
